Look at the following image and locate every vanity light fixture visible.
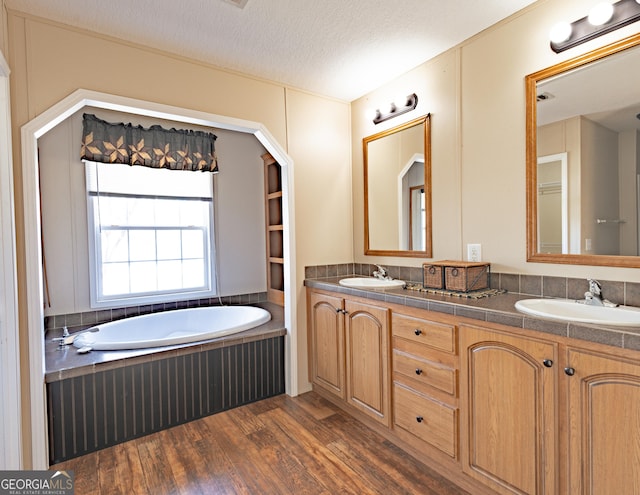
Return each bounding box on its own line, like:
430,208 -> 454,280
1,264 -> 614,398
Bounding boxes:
550,0 -> 640,53
373,93 -> 418,125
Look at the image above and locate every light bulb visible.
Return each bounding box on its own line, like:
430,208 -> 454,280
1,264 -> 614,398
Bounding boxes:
549,21 -> 572,43
365,108 -> 378,121
588,2 -> 614,26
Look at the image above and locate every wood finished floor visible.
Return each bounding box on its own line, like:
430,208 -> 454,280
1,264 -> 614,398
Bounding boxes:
51,391 -> 470,494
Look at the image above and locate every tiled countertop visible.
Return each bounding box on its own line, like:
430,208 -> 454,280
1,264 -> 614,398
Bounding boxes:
45,302 -> 286,383
305,276 -> 640,352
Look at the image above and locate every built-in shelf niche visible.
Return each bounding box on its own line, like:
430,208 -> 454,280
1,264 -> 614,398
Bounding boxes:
263,153 -> 284,306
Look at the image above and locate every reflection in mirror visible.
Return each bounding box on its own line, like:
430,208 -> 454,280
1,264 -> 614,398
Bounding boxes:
364,115 -> 431,257
537,152 -> 568,254
526,33 -> 640,267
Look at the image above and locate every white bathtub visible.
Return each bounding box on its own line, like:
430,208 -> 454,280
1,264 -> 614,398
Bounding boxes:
72,305 -> 272,351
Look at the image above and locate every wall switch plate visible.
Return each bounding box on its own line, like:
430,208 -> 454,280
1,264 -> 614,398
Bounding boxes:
467,243 -> 482,262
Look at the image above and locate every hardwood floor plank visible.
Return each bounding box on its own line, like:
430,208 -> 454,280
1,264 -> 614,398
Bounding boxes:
201,410 -> 287,494
323,412 -> 468,495
51,447 -> 98,494
134,435 -> 180,494
112,440 -> 149,494
50,392 -> 470,495
255,406 -> 376,495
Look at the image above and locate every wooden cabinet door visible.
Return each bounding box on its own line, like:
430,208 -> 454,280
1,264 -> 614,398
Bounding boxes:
345,299 -> 390,426
565,347 -> 640,495
460,324 -> 558,495
309,291 -> 345,399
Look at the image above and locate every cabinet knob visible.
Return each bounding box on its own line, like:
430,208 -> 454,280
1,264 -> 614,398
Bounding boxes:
415,368 -> 423,375
543,359 -> 553,368
335,308 -> 341,313
564,367 -> 575,376
414,329 -> 423,336
416,416 -> 424,423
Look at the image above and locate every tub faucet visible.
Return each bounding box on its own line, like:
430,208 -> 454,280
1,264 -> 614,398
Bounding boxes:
51,326 -> 72,348
583,279 -> 618,307
373,264 -> 392,280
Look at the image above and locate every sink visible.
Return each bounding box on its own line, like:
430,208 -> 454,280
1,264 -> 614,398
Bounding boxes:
339,277 -> 406,289
515,298 -> 640,327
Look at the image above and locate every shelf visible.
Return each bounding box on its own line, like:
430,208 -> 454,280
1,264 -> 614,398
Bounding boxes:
263,152 -> 284,306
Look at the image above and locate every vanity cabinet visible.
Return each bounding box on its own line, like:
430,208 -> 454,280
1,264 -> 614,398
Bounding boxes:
345,298 -> 390,426
391,312 -> 459,459
308,291 -> 345,399
459,323 -> 558,495
307,289 -> 390,426
307,284 -> 640,495
565,346 -> 640,494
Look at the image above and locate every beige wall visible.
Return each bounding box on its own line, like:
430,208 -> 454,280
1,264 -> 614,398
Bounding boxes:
352,50 -> 462,265
352,0 -> 640,282
284,88 -> 353,393
1,1 -> 6,55
7,11 -> 351,466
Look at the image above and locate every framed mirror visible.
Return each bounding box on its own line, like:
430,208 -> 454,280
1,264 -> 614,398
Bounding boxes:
364,114 -> 432,257
526,33 -> 640,267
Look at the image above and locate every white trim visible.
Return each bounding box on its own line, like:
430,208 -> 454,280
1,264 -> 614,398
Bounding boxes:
22,89 -> 298,468
0,50 -> 23,469
537,152 -> 568,254
396,153 -> 424,250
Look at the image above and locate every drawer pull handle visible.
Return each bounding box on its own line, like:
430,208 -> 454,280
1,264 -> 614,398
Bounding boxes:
414,329 -> 422,336
416,416 -> 424,423
543,359 -> 553,368
415,368 -> 423,375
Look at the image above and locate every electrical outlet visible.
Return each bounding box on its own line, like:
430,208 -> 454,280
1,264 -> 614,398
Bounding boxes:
467,243 -> 482,262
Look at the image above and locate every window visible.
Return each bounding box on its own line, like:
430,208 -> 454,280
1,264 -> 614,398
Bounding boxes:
86,161 -> 216,307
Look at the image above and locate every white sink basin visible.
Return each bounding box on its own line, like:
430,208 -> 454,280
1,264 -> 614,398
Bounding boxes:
515,298 -> 640,327
339,277 -> 406,289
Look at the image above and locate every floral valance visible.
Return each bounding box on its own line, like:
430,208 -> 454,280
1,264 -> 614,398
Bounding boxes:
80,113 -> 218,173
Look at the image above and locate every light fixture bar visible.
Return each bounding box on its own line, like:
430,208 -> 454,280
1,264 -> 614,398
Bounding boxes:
551,0 -> 640,53
373,93 -> 419,125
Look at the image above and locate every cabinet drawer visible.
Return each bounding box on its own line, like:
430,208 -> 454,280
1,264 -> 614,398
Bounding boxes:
392,313 -> 456,354
393,350 -> 456,396
393,383 -> 458,458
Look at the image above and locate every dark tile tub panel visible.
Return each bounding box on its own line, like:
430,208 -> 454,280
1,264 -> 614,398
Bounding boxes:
44,292 -> 268,336
47,335 -> 284,465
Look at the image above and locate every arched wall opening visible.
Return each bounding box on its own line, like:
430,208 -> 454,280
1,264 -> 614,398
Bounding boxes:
21,89 -> 298,469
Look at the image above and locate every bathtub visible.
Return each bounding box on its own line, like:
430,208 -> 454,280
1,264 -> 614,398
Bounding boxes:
72,305 -> 272,351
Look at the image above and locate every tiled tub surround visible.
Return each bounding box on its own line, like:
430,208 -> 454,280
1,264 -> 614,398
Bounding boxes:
45,301 -> 285,465
304,265 -> 640,351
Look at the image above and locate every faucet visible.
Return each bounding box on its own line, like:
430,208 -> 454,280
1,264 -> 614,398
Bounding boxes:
51,326 -> 72,348
583,279 -> 618,307
372,264 -> 392,280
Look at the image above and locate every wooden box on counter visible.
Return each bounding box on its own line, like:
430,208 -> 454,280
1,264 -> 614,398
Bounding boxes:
422,261 -> 490,292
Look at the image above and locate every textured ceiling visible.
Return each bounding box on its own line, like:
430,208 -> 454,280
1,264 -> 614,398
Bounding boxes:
5,0 -> 538,101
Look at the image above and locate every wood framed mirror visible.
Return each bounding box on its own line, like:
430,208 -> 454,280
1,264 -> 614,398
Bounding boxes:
526,33 -> 640,267
364,114 -> 432,257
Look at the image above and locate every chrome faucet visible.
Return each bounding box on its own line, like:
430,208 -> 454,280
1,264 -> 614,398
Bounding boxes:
583,279 -> 618,307
372,264 -> 392,280
51,326 -> 72,348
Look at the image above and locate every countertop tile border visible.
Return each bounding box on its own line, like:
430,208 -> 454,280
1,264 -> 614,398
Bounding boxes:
304,274 -> 640,351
